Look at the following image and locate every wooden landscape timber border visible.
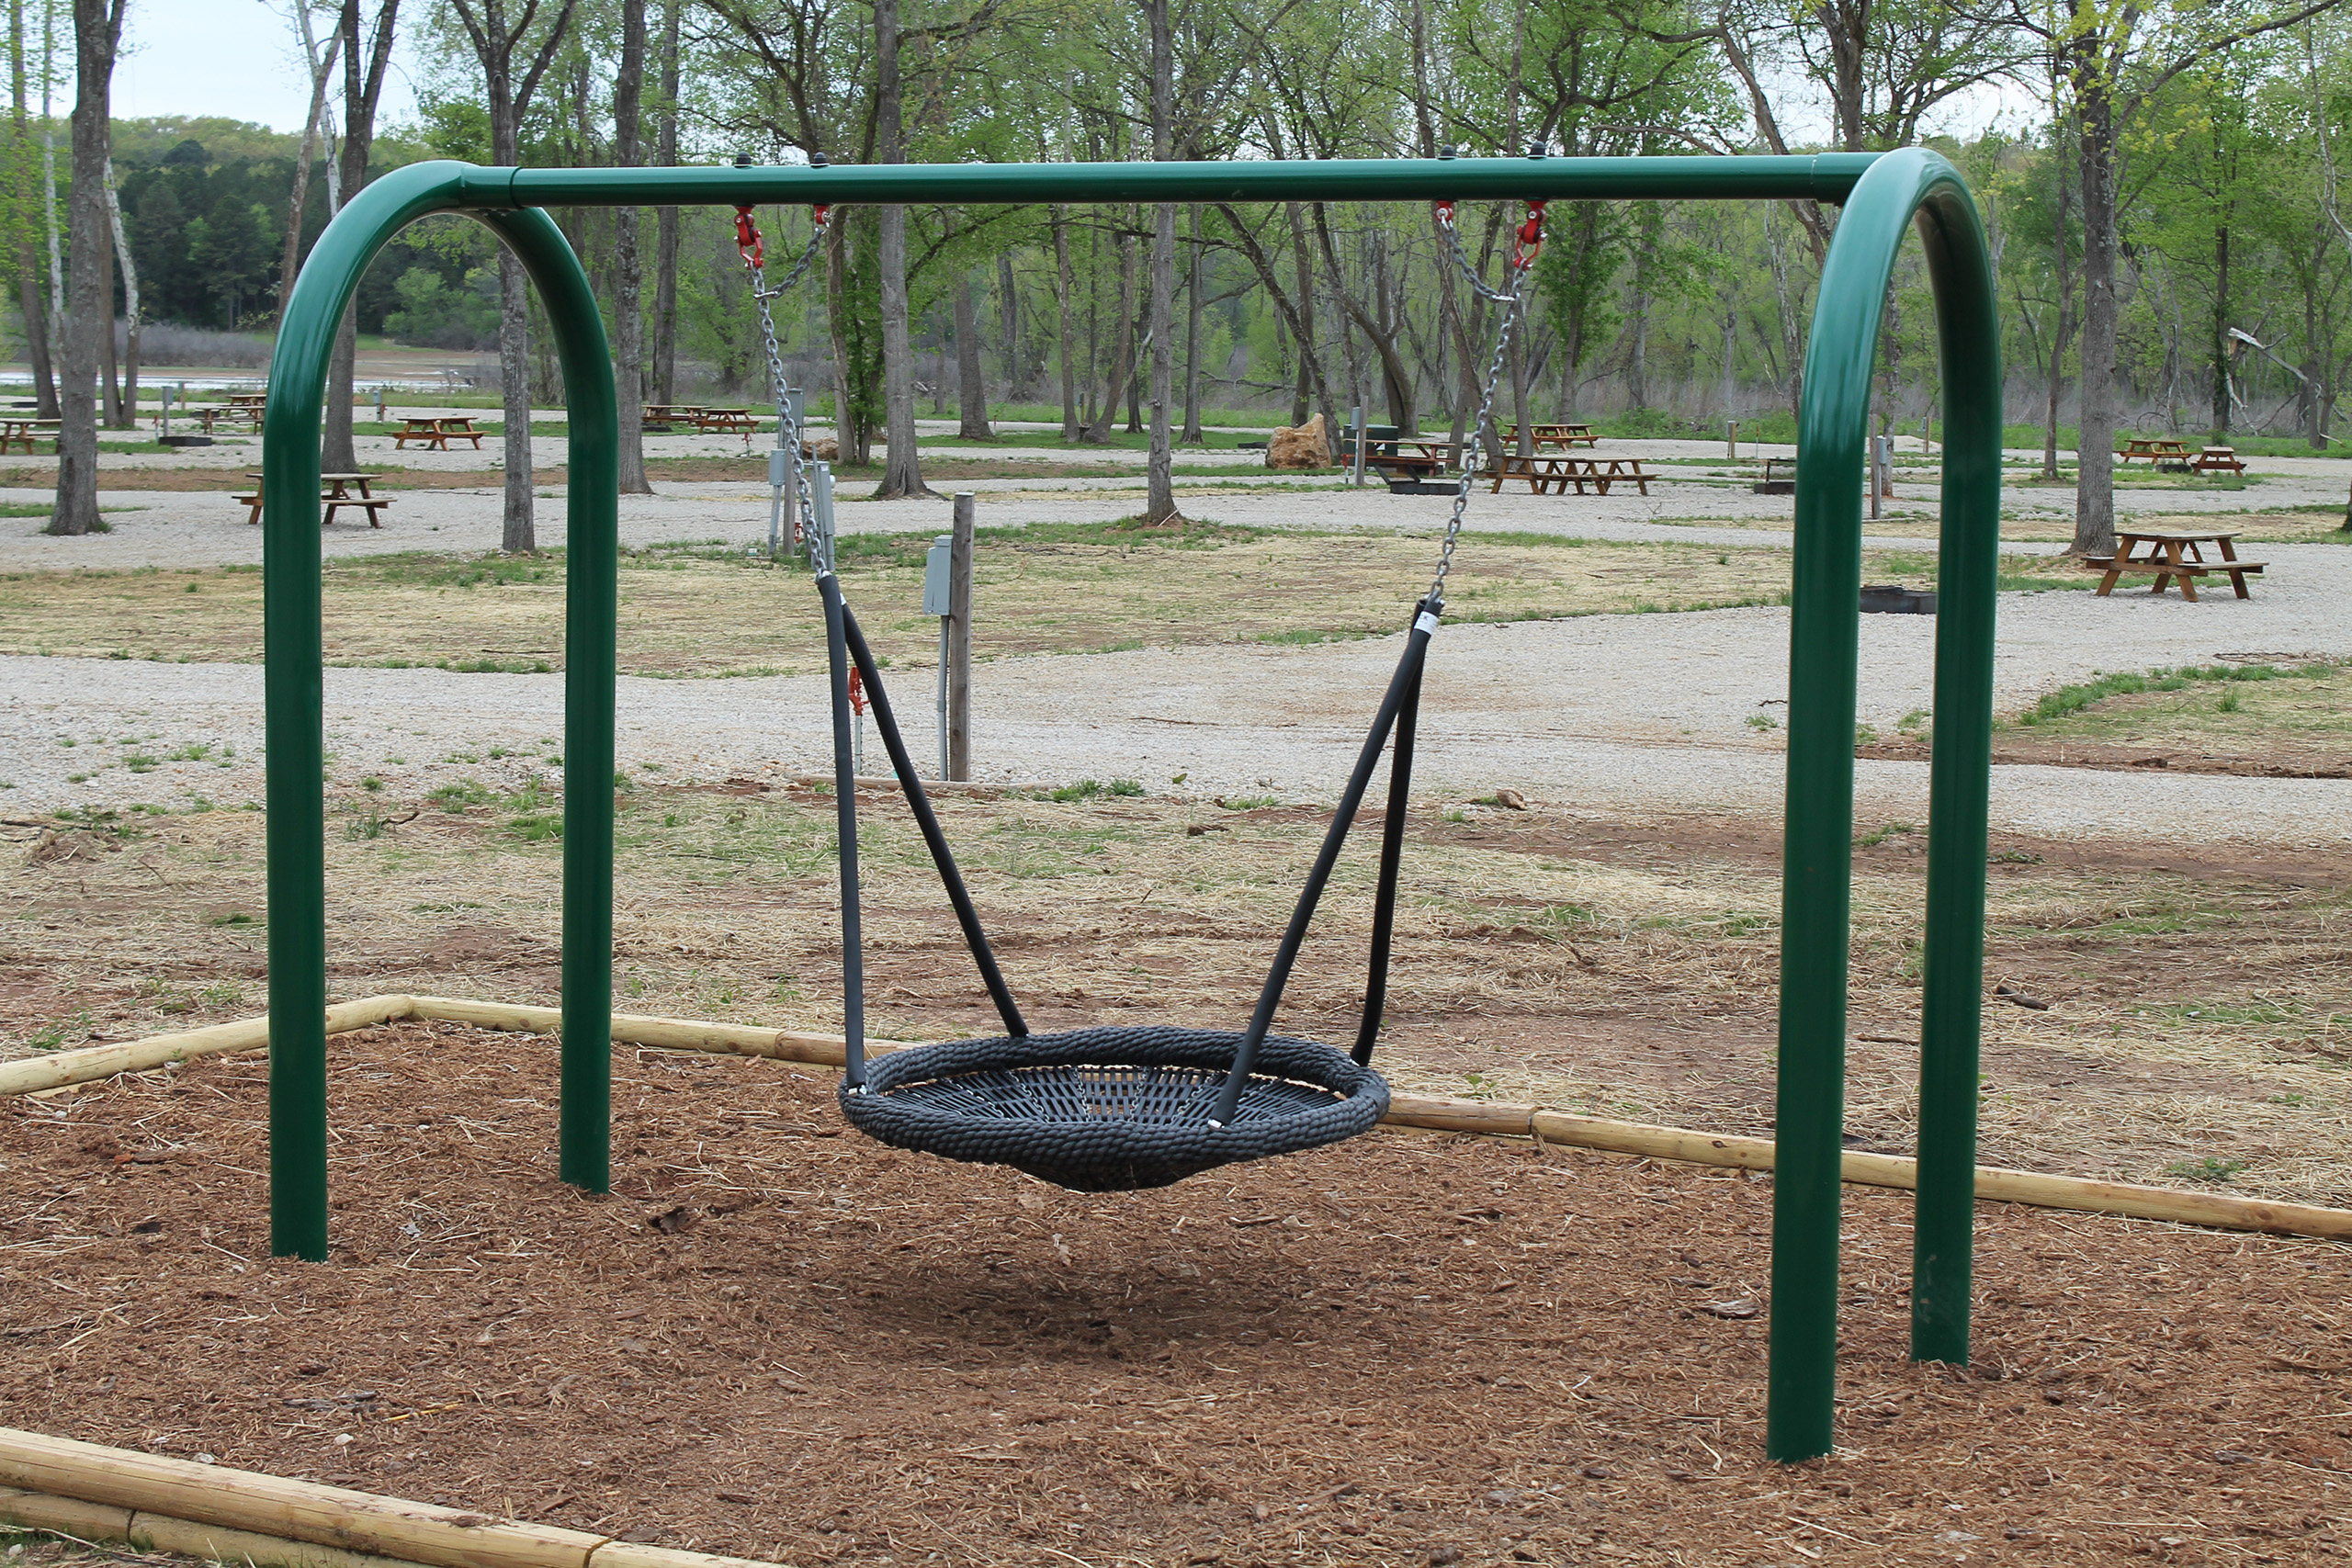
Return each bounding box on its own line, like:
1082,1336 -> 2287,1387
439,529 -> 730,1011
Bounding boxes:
0,1428 -> 774,1568
6,994 -> 2349,1244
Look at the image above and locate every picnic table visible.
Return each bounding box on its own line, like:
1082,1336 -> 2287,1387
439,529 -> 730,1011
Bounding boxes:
236,471 -> 394,529
0,415 -> 58,453
1487,454 -> 1652,496
691,406 -> 759,442
1501,422 -> 1600,450
2118,437 -> 2192,468
2192,446 -> 2246,475
2085,526 -> 2265,602
196,404 -> 264,434
392,414 -> 485,450
644,402 -> 701,431
1363,438 -> 1465,493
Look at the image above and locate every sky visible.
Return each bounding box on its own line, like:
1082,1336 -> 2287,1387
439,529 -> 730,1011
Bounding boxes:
112,0 -> 422,135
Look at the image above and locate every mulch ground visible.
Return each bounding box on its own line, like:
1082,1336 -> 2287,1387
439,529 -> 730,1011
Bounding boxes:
3,1022 -> 2349,1568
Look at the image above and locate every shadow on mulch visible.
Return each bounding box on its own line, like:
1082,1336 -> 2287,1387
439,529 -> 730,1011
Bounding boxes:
2,1021 -> 2346,1567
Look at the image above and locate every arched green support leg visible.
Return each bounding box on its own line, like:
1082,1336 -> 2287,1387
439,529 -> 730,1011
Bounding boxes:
1766,147 -> 2002,1461
264,164 -> 619,1259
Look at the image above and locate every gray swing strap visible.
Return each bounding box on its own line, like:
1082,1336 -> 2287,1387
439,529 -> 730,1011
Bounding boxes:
819,572 -> 1029,1093
1209,598 -> 1439,1124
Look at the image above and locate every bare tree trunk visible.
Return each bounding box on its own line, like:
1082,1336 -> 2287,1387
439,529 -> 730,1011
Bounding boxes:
2043,145 -> 2074,481
996,251 -> 1022,400
1053,207 -> 1078,441
324,0 -> 400,476
1084,229 -> 1138,444
97,226 -> 118,427
1143,0 -> 1179,523
9,0 -> 55,416
275,6 -> 339,331
1180,202 -> 1204,446
872,0 -> 931,498
613,0 -> 650,494
2072,71 -> 2118,558
104,157 -> 135,426
49,0 -> 122,536
954,263 -> 990,438
651,0 -> 680,404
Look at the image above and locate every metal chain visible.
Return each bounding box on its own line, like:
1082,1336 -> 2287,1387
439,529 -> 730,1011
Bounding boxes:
736,207 -> 828,567
1428,202 -> 1543,608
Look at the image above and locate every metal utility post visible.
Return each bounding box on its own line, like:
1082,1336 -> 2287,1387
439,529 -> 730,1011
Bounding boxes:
925,530 -> 955,776
946,491 -> 976,781
1868,434 -> 1886,520
809,458 -> 837,570
1350,404 -> 1365,486
1727,419 -> 1738,459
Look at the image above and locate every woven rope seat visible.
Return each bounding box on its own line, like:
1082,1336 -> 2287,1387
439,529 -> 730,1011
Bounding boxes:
841,1025 -> 1392,1190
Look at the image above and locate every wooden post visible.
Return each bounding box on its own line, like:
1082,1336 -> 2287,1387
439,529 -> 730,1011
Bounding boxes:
946,492 -> 975,781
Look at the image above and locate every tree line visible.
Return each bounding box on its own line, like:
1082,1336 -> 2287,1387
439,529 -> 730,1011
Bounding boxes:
18,0 -> 2352,555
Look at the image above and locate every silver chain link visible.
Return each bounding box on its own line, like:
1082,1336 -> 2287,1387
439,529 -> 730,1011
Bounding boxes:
1429,209 -> 1538,608
739,215 -> 827,566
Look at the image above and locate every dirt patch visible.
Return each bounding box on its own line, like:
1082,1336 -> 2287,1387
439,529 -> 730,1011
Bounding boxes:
4,1021 -> 2348,1567
6,790 -> 2352,1209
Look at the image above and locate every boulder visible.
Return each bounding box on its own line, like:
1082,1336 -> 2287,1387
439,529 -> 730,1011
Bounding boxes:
800,435 -> 841,461
1264,413 -> 1331,469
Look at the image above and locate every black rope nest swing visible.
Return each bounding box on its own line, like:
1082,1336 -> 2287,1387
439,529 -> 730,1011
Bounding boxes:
734,193 -> 1546,1192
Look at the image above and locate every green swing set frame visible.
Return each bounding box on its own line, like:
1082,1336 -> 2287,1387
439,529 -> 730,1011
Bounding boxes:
259,149 -> 2002,1463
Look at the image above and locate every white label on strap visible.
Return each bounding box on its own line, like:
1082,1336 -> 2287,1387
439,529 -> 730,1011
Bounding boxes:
1415,610 -> 1442,636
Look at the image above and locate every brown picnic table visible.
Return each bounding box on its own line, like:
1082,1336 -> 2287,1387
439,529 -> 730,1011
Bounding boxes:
236,471 -> 394,529
1502,422 -> 1599,450
393,414 -> 485,450
2086,526 -> 2265,602
197,404 -> 263,434
691,406 -> 759,442
644,402 -> 701,430
1488,454 -> 1652,495
1364,438 -> 1466,492
0,415 -> 58,453
2191,446 -> 2245,474
2118,437 -> 2192,468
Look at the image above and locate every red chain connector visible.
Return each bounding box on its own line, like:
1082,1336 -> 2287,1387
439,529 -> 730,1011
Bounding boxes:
810,202 -> 831,231
1433,198 -> 1456,230
734,205 -> 763,267
847,664 -> 868,717
1512,199 -> 1547,270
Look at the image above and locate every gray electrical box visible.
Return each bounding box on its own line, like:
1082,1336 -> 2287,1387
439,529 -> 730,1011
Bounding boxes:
768,448 -> 791,486
922,533 -> 955,615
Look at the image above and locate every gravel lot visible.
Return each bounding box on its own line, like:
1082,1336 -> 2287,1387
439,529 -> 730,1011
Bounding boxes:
6,552 -> 2349,840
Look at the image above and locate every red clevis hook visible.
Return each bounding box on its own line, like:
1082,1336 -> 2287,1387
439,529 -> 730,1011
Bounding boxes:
1512,198 -> 1548,269
734,205 -> 763,267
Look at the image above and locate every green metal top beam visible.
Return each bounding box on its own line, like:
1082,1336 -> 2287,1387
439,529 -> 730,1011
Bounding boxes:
454,152 -> 1881,210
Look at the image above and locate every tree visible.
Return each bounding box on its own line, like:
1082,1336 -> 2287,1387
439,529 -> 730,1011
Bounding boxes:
871,0 -> 933,498
274,1 -> 341,332
650,0 -> 681,405
1143,0 -> 1181,525
47,0 -> 123,537
1996,0 -> 2349,557
447,0 -> 579,551
613,0 -> 651,494
9,0 -> 55,416
321,0 -> 400,476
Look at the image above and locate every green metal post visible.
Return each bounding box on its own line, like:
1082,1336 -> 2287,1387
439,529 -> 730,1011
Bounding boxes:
265,164 -> 619,1258
1766,148 -> 2001,1461
477,208 -> 617,1195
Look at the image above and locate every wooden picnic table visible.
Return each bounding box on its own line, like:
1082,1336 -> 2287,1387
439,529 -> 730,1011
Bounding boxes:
196,404 -> 263,434
392,414 -> 486,451
2192,446 -> 2246,475
644,402 -> 702,429
236,471 -> 393,529
1501,422 -> 1600,450
0,415 -> 58,453
2118,437 -> 2192,468
1363,438 -> 1466,492
691,406 -> 758,437
1488,454 -> 1652,496
2086,526 -> 2265,602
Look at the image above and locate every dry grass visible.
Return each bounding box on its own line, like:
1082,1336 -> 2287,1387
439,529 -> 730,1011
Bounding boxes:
6,786 -> 2349,1209
0,525 -> 1814,675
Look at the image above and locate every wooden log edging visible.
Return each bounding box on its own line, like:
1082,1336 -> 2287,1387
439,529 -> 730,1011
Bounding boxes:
6,994 -> 2350,1243
0,1429 -> 777,1568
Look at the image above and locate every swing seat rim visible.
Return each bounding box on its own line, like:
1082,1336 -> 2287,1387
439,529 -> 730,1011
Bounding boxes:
839,1023 -> 1391,1191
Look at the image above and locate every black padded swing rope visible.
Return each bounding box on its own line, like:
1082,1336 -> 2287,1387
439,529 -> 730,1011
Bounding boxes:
1207,597 -> 1438,1123
817,571 -> 1030,1091
819,572 -> 869,1085
1353,616 -> 1425,1066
